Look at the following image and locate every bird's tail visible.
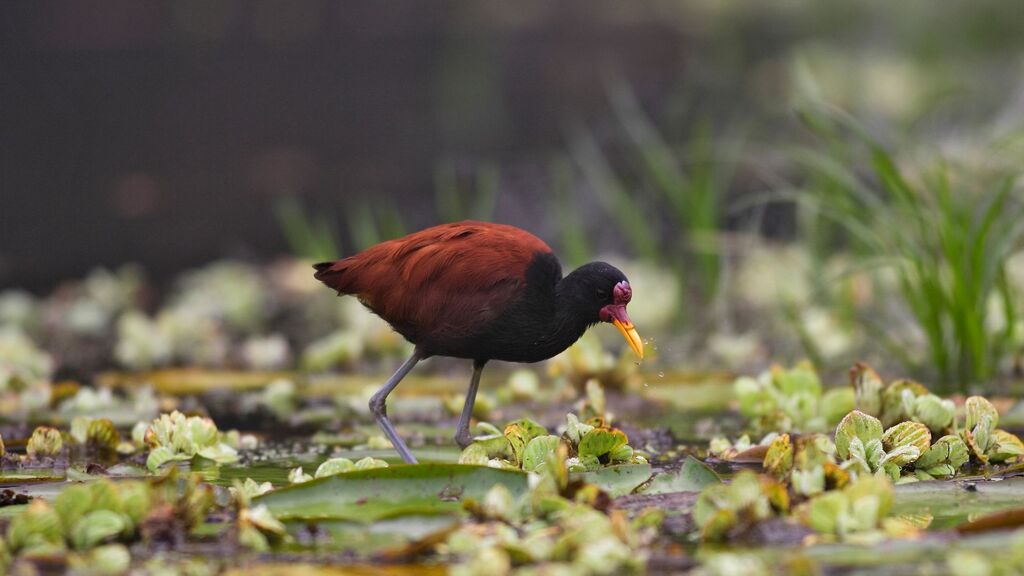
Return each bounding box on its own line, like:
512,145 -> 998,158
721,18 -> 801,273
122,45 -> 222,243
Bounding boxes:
313,261 -> 355,294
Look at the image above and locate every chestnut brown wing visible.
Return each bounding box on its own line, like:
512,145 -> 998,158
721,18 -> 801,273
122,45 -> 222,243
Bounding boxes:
314,221 -> 553,342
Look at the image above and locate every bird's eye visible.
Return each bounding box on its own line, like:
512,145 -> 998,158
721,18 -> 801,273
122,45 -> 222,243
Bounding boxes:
596,289 -> 608,298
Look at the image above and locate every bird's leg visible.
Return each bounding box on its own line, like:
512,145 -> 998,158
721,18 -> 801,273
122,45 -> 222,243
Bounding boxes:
455,360 -> 487,449
369,348 -> 424,464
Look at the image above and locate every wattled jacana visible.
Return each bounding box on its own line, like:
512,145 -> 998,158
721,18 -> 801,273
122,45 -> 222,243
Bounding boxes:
313,221 -> 643,463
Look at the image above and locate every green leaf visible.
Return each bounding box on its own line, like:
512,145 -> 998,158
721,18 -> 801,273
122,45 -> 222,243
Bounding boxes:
255,464 -> 529,522
196,443 -> 239,464
638,457 -> 720,495
573,463 -> 652,497
70,510 -> 127,550
314,458 -> 355,478
146,446 -> 190,472
522,435 -> 562,472
821,388 -> 856,426
965,396 -> 1000,432
881,421 -> 931,466
835,410 -> 883,460
578,428 -> 628,460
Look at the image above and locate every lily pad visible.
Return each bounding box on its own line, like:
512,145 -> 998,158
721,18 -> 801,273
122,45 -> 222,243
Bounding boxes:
255,464 -> 529,522
573,463 -> 653,497
638,457 -> 720,495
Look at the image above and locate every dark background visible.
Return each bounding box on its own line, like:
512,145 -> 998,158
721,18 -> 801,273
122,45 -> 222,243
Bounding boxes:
1,1 -> 690,289
4,1 -> 1023,291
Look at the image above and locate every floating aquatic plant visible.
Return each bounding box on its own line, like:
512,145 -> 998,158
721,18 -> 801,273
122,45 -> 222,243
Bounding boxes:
0,326 -> 53,417
237,504 -> 289,552
960,396 -> 1024,464
143,411 -> 240,471
69,417 -> 121,454
4,473 -> 212,563
913,434 -> 970,479
446,445 -> 647,575
287,455 -> 389,484
230,478 -> 274,504
801,475 -> 894,540
26,426 -> 64,459
850,363 -> 955,431
733,361 -> 853,434
693,470 -> 789,542
763,433 -> 847,497
459,414 -> 646,472
834,410 -> 930,481
314,456 -> 389,478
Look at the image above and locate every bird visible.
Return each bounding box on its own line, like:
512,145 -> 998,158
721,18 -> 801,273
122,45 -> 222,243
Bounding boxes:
313,221 -> 643,463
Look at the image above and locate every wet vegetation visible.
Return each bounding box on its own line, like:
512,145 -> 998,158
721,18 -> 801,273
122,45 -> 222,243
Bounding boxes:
6,2 -> 1024,575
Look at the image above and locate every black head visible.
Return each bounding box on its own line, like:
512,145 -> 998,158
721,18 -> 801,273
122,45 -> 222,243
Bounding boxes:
566,262 -> 643,358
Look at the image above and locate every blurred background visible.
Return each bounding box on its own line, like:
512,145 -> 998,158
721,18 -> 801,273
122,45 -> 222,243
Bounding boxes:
3,0 -> 1024,391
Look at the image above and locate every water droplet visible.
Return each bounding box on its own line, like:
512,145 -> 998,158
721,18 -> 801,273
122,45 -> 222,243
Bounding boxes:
658,371 -> 665,378
643,382 -> 649,388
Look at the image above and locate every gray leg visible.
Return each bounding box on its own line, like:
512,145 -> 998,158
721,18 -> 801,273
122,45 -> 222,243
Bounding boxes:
455,360 -> 487,449
369,348 -> 424,464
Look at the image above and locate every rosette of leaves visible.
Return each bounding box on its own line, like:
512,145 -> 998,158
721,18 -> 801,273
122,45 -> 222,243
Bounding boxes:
69,417 -> 121,454
708,434 -> 756,459
459,417 -> 552,469
52,480 -> 152,551
26,426 -> 64,459
960,396 -> 1024,464
459,415 -> 645,472
912,435 -> 969,479
143,411 -> 240,471
693,470 -> 790,541
447,449 -> 647,575
230,478 -> 274,503
229,479 -> 288,552
734,362 -> 853,434
6,477 -> 158,557
565,415 -> 644,472
802,476 -> 893,539
834,411 -> 930,481
850,363 -> 954,432
764,434 -> 847,497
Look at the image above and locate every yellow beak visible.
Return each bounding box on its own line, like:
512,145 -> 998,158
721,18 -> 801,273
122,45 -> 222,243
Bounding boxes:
613,319 -> 644,359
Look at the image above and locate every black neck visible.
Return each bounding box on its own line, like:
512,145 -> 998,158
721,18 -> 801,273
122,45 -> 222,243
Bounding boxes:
526,267 -> 600,356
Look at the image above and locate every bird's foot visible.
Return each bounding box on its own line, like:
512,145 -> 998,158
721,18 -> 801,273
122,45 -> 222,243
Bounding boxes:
455,430 -> 475,449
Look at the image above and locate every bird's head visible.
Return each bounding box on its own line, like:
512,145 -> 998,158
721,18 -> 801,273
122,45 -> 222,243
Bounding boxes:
598,280 -> 644,360
572,262 -> 644,359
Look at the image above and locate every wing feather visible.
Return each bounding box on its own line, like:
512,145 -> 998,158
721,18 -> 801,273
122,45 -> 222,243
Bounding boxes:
314,221 -> 553,342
